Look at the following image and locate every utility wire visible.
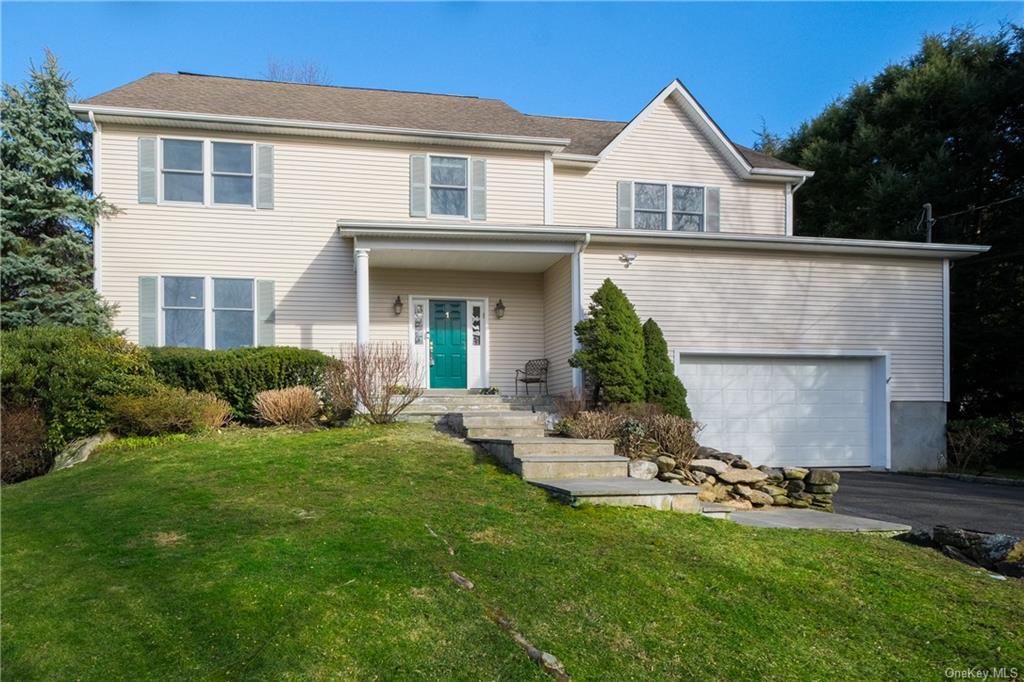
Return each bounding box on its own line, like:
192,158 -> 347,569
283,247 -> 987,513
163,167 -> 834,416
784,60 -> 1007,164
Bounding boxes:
933,194 -> 1024,221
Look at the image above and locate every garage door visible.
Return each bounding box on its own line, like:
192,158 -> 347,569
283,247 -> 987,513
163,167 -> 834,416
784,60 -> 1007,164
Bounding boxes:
676,354 -> 877,468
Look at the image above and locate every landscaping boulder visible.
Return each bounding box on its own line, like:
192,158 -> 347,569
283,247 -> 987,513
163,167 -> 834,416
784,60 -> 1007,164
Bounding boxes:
659,471 -> 685,482
718,498 -> 753,511
732,458 -> 754,469
718,468 -> 768,484
790,498 -> 810,508
757,466 -> 785,483
806,469 -> 840,486
628,459 -> 658,480
805,483 -> 839,494
52,432 -> 115,472
655,455 -> 676,474
695,446 -> 720,459
783,467 -> 809,480
759,484 -> 788,497
689,470 -> 708,484
784,479 -> 806,494
689,458 -> 729,476
747,489 -> 774,506
771,495 -> 791,506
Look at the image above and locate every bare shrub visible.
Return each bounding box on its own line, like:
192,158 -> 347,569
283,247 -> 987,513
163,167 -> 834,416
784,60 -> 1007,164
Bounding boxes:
646,414 -> 703,467
253,386 -> 321,426
1,405 -> 50,483
552,390 -> 590,419
946,417 -> 1011,474
559,410 -> 624,441
341,342 -> 425,424
323,359 -> 356,423
264,58 -> 332,85
109,386 -> 231,436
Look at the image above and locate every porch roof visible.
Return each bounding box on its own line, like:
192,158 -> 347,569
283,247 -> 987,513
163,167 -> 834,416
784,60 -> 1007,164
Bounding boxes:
336,220 -> 990,261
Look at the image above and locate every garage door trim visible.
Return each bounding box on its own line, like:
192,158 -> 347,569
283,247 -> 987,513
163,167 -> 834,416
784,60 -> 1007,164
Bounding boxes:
672,348 -> 892,470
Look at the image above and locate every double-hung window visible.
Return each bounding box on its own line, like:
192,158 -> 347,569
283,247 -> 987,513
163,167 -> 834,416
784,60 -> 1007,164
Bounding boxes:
212,142 -> 254,206
429,156 -> 468,217
161,276 -> 255,349
632,182 -> 706,231
162,139 -> 204,203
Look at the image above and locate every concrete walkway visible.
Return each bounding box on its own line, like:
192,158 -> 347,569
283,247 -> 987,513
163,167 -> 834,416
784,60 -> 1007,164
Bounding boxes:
834,472 -> 1024,535
730,508 -> 910,533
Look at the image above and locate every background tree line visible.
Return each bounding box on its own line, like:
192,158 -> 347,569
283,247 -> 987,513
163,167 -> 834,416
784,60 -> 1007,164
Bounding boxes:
758,25 -> 1024,467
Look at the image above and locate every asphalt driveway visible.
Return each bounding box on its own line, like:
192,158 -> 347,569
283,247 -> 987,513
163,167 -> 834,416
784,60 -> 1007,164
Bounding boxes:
834,472 -> 1024,536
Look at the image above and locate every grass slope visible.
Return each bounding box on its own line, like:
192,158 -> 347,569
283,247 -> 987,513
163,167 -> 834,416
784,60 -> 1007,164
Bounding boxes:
3,425 -> 1022,680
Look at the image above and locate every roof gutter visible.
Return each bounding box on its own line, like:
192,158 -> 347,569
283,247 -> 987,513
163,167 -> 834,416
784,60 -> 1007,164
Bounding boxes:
335,219 -> 989,260
69,103 -> 571,151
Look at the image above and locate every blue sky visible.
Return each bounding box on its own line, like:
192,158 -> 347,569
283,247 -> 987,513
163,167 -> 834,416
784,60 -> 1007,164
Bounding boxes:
2,2 -> 1019,145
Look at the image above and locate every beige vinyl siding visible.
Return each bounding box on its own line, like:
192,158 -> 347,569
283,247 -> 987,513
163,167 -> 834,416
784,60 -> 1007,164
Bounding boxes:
554,97 -> 786,234
583,245 -> 944,402
543,256 -> 574,394
98,125 -> 546,348
367,268 -> 544,394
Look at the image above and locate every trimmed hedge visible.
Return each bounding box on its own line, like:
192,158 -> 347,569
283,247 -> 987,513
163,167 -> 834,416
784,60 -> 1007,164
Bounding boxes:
147,347 -> 331,419
1,326 -> 157,455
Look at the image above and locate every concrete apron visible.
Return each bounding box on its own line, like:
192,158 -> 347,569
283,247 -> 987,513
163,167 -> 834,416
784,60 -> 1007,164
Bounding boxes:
729,508 -> 911,533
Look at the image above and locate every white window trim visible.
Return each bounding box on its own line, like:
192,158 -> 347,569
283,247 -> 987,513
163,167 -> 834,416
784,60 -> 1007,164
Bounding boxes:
157,136 -> 257,209
630,179 -> 707,232
427,154 -> 471,219
158,275 -> 258,350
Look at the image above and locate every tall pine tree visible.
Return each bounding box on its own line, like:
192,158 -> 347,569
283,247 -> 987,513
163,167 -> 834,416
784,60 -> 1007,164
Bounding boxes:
1,50 -> 116,332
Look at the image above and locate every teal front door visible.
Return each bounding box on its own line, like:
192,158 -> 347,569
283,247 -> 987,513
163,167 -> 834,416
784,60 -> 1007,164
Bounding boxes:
430,300 -> 467,389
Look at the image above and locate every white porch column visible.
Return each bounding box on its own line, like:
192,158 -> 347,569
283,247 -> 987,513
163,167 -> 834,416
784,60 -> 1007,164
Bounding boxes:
571,243 -> 584,392
355,247 -> 370,346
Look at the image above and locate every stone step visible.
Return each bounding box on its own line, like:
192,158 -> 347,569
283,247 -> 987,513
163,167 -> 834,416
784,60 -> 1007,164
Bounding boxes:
472,437 -> 616,458
527,478 -> 701,513
466,427 -> 547,439
516,455 -> 629,480
698,502 -> 734,520
461,412 -> 547,428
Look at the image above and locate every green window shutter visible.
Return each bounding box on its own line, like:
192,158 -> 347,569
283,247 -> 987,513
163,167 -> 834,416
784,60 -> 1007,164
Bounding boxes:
138,138 -> 158,204
255,144 -> 275,209
256,279 -> 276,347
138,276 -> 159,346
470,158 -> 487,220
616,180 -> 633,228
705,187 -> 721,232
410,155 -> 427,217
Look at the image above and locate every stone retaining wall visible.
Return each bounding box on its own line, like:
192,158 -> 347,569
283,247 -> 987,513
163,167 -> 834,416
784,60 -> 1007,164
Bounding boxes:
633,445 -> 841,512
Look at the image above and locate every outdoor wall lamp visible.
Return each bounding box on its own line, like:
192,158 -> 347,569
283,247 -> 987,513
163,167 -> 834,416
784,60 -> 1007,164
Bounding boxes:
494,299 -> 506,319
392,296 -> 404,316
619,252 -> 638,268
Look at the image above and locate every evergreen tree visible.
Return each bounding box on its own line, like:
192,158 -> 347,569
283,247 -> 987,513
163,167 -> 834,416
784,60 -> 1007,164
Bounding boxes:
642,318 -> 691,418
1,50 -> 116,332
570,278 -> 646,404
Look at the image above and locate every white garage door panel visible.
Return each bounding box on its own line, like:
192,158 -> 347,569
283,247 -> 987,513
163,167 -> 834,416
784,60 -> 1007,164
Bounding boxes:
678,356 -> 875,467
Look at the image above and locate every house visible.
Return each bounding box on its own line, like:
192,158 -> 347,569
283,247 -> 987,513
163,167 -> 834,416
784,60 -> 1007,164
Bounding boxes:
70,73 -> 987,471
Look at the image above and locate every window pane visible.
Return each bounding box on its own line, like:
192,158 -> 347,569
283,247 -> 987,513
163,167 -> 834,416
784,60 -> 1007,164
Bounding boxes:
214,278 -> 253,309
165,309 -> 205,348
215,310 -> 254,349
673,213 -> 704,231
430,187 -> 467,216
673,186 -> 704,214
635,210 -> 667,230
213,175 -> 253,205
213,142 -> 252,174
430,157 -> 467,186
634,183 -> 666,211
164,277 -> 204,307
164,172 -> 204,203
162,139 -> 203,171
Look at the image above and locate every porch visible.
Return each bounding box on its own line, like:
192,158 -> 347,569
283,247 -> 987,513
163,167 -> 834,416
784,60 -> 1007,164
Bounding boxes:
343,227 -> 586,395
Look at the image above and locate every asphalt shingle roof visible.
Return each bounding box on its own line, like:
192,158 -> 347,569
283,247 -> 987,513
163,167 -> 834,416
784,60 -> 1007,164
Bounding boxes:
81,72 -> 807,172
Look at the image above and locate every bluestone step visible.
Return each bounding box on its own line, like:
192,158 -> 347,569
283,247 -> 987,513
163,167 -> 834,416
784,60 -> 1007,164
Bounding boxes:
526,477 -> 701,513
515,454 -> 629,480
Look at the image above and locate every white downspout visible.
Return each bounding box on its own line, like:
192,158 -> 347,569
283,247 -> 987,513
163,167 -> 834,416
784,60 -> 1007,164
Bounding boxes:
88,110 -> 102,293
570,232 -> 591,393
785,175 -> 808,237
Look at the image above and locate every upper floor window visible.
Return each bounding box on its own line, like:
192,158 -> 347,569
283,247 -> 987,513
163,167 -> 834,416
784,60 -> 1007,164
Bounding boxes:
158,139 -> 254,206
162,139 -> 204,203
632,182 -> 705,231
430,156 -> 468,217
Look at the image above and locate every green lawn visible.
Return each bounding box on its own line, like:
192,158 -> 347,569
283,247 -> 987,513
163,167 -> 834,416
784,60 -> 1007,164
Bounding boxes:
3,425 -> 1022,680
